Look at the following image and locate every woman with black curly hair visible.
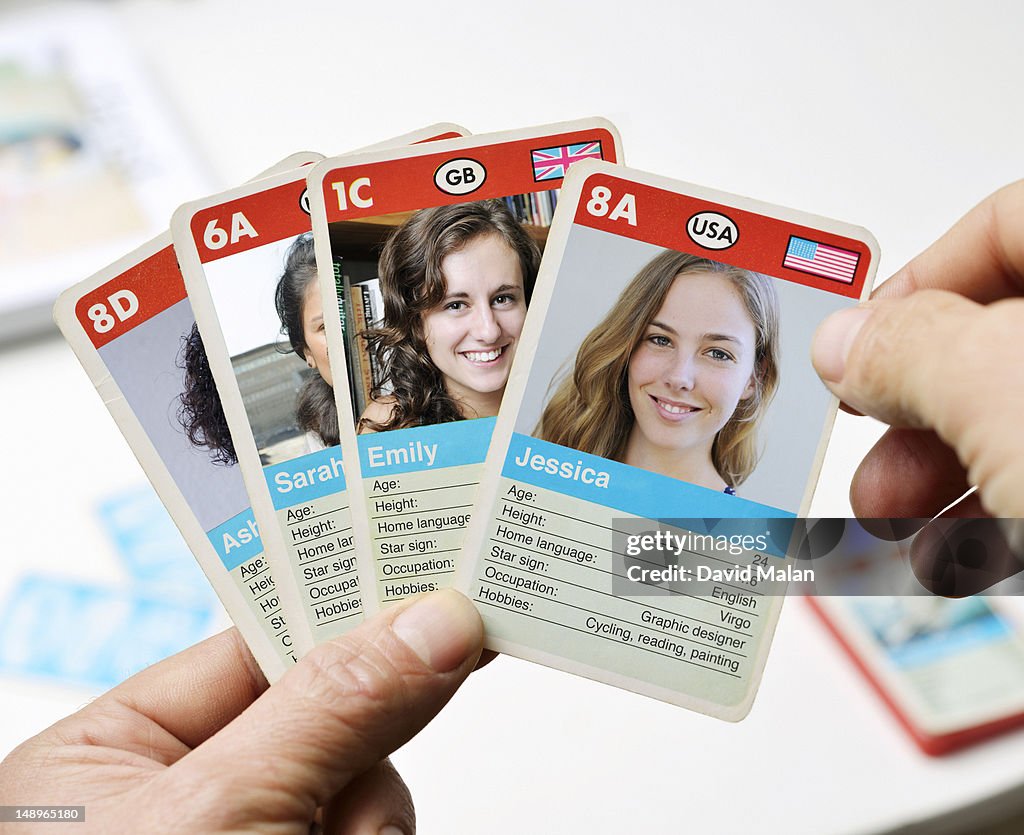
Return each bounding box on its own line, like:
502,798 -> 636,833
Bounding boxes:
178,321 -> 239,464
178,233 -> 337,462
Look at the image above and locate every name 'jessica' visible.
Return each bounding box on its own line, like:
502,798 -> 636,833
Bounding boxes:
514,446 -> 610,488
367,441 -> 438,468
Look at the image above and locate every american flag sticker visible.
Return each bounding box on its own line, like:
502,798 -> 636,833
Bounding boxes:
530,141 -> 604,181
783,236 -> 860,284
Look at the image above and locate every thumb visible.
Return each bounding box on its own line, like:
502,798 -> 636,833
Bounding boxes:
811,290 -> 1024,517
161,589 -> 483,830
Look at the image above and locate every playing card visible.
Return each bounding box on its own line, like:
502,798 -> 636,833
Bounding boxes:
305,121 -> 623,608
54,152 -> 320,680
457,160 -> 878,718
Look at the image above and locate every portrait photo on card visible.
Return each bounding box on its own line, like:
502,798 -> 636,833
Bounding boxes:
513,225 -> 851,513
327,193 -> 555,435
200,232 -> 336,465
101,296 -> 253,530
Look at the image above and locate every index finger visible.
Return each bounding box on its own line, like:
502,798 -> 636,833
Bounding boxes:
875,180 -> 1024,303
98,627 -> 267,749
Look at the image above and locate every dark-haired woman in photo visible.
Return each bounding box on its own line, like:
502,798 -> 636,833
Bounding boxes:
273,233 -> 338,449
179,233 -> 338,461
359,199 -> 540,432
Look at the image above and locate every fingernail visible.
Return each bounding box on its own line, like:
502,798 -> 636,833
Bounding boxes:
812,306 -> 873,383
379,826 -> 406,835
391,589 -> 483,672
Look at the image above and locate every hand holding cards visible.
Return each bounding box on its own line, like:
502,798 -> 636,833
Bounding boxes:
56,120 -> 879,720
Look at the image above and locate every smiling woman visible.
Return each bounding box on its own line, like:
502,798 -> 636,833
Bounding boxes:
420,233 -> 525,413
535,250 -> 780,494
359,200 -> 540,432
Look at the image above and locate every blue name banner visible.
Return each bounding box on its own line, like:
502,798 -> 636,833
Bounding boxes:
207,508 -> 262,571
502,433 -> 792,521
264,446 -> 347,510
358,417 -> 496,477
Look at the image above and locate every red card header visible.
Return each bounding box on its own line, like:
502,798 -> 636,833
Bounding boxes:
320,129 -> 619,222
76,244 -> 186,349
572,172 -> 871,299
190,178 -> 311,264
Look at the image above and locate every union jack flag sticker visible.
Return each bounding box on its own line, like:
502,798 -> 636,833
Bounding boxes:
530,141 -> 604,181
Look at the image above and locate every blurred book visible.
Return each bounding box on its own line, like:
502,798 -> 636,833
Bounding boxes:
0,2 -> 210,343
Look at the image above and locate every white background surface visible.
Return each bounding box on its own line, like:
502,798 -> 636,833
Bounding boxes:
203,234 -> 302,356
3,1 -> 1024,832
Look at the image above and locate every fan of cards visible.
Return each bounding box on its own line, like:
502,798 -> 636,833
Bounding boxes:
56,119 -> 877,720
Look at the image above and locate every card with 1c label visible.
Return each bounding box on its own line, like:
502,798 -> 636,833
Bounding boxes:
304,119 -> 623,609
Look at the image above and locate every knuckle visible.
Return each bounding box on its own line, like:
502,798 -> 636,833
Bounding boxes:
955,298 -> 1024,397
951,298 -> 1024,509
891,288 -> 968,326
982,296 -> 1024,336
846,291 -> 974,422
289,636 -> 409,723
268,637 -> 414,774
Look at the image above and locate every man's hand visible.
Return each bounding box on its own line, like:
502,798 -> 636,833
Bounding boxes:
0,589 -> 484,834
812,181 -> 1024,519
